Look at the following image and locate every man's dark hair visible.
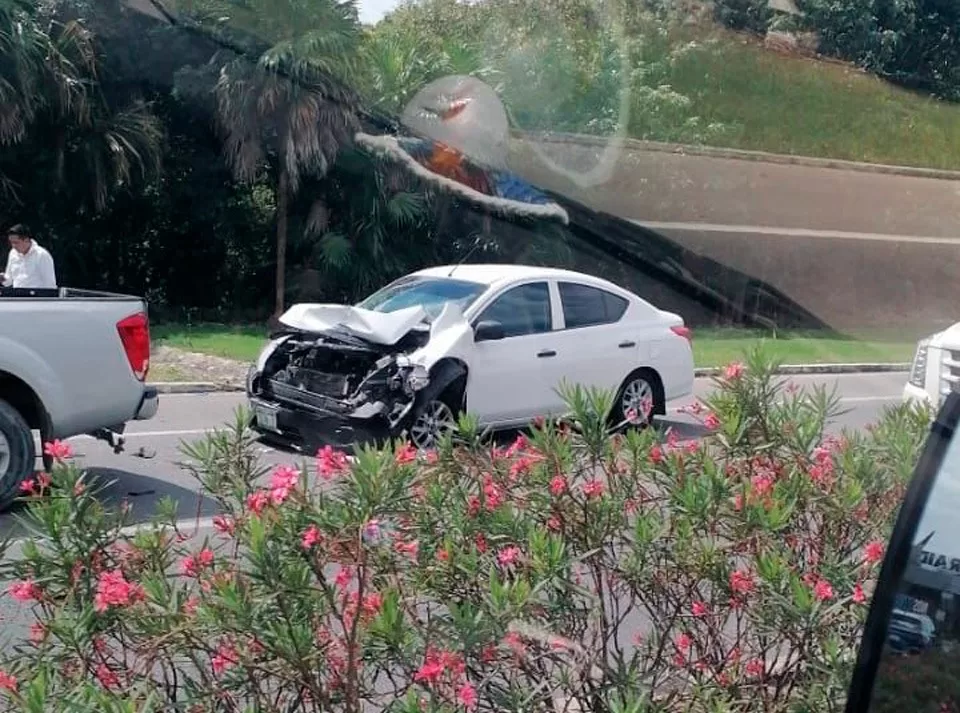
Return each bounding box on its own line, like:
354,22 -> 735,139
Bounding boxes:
6,224 -> 31,240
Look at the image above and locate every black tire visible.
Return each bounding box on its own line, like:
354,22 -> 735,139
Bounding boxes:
405,388 -> 461,451
610,369 -> 664,430
0,398 -> 35,509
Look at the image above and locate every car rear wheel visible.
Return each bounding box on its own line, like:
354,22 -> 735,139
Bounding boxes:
408,397 -> 458,451
0,398 -> 35,509
612,370 -> 663,430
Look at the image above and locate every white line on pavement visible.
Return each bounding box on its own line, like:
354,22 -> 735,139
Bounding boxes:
71,429 -> 212,441
636,220 -> 960,245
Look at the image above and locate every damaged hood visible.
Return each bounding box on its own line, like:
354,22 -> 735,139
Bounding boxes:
279,303 -> 429,346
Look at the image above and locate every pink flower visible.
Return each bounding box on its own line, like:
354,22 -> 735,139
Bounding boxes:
437,548 -> 450,562
474,534 -> 487,553
745,658 -> 765,678
730,570 -> 755,596
509,455 -> 538,480
853,583 -> 866,604
413,650 -> 445,684
317,446 -> 350,480
94,570 -> 144,612
317,446 -> 349,479
269,465 -> 300,504
625,407 -> 639,424
43,439 -> 74,461
334,566 -> 353,590
246,490 -> 270,515
19,478 -> 36,495
503,631 -> 526,658
301,525 -> 321,550
691,601 -> 709,617
212,515 -> 235,536
546,515 -> 562,531
549,475 -> 567,496
497,546 -> 522,566
723,361 -> 745,380
505,434 -> 528,457
457,682 -> 478,709
676,632 -> 693,651
582,479 -> 605,499
649,444 -> 664,464
29,622 -> 44,644
95,663 -> 120,689
395,540 -> 420,559
183,596 -> 200,616
211,640 -> 238,677
8,579 -> 40,603
704,413 -> 720,430
181,548 -> 214,577
864,541 -> 885,565
395,442 -> 418,465
750,473 -> 775,498
813,578 -> 834,602
0,670 -> 17,692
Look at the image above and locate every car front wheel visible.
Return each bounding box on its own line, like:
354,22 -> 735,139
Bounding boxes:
408,397 -> 458,450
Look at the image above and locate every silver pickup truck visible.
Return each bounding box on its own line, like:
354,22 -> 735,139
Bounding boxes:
0,287 -> 159,508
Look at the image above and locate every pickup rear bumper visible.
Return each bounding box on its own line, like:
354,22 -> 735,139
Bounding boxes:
135,386 -> 159,421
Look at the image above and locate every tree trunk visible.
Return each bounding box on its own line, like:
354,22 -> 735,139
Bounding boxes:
273,168 -> 290,321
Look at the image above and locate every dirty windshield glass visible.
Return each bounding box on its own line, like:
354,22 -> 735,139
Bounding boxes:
1,0 -> 956,711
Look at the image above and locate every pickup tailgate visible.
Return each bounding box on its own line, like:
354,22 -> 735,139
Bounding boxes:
0,293 -> 155,438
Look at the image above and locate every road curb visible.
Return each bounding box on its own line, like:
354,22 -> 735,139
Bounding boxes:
513,131 -> 960,181
695,363 -> 909,377
152,364 -> 909,394
151,382 -> 244,394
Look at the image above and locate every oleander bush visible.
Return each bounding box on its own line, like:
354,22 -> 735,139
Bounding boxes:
0,351 -> 933,712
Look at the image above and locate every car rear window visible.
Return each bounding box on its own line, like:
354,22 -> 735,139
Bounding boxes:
559,282 -> 628,329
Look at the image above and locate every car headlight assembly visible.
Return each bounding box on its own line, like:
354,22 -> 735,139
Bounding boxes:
910,339 -> 930,388
404,365 -> 431,394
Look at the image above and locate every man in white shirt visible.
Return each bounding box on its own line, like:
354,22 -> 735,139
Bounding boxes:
0,224 -> 57,289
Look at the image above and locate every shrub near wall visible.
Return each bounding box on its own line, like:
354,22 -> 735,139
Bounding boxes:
0,352 -> 932,713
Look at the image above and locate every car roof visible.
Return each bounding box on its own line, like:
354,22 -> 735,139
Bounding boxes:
413,264 -> 625,291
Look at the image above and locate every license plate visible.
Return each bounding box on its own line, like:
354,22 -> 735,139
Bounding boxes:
255,404 -> 279,432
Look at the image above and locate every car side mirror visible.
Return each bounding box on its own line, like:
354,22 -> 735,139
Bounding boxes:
474,320 -> 505,342
845,393 -> 960,713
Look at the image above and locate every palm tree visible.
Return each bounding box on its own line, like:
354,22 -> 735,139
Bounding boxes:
0,0 -> 162,209
183,0 -> 363,319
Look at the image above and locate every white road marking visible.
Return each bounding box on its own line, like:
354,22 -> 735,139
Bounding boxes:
636,220 -> 960,245
70,428 -> 213,441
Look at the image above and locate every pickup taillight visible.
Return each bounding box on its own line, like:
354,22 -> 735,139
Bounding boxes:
117,312 -> 150,381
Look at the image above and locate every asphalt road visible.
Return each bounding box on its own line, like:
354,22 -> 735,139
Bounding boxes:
1,371 -> 905,538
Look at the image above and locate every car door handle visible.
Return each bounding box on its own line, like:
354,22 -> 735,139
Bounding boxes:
537,350 -> 557,358
618,341 -> 636,348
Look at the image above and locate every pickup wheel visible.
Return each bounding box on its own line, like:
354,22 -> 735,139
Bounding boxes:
0,398 -> 35,509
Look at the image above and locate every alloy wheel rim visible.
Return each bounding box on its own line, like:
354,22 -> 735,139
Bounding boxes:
621,378 -> 653,424
410,400 -> 457,450
0,432 -> 10,482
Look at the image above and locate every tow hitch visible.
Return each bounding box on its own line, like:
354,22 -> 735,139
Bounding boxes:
91,427 -> 126,454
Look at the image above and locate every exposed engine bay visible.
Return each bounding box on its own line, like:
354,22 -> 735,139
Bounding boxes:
255,325 -> 433,429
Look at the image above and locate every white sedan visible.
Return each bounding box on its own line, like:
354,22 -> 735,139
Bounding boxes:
247,264 -> 695,450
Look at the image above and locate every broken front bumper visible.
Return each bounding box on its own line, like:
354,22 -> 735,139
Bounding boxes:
248,396 -> 392,451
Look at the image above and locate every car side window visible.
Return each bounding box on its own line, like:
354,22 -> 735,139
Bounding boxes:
477,282 -> 552,338
559,282 -> 628,329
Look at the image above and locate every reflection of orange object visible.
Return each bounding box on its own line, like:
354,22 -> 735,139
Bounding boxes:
421,142 -> 491,194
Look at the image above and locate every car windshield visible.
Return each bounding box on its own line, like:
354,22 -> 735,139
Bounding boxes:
357,276 -> 486,318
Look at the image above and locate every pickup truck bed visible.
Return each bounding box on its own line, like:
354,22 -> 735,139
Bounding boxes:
0,287 -> 158,507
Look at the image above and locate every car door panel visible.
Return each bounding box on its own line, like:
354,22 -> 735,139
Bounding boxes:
464,281 -> 560,425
